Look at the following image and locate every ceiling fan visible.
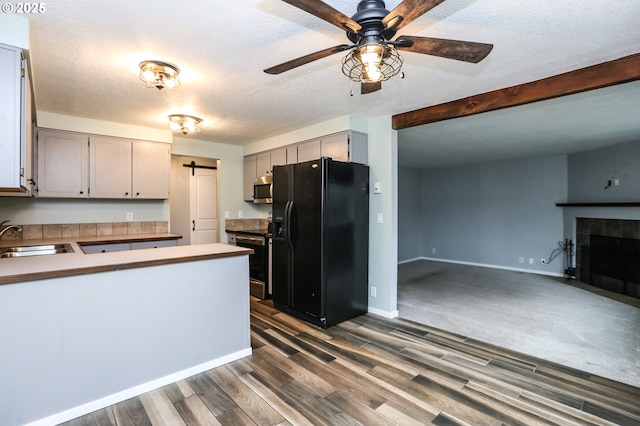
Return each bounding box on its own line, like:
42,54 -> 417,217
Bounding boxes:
264,0 -> 494,94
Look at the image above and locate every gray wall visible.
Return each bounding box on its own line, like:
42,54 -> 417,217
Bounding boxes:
398,167 -> 423,262
568,139 -> 640,203
399,155 -> 568,275
563,139 -> 640,238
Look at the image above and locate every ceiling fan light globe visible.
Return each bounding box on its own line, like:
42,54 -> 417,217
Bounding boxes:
342,44 -> 403,84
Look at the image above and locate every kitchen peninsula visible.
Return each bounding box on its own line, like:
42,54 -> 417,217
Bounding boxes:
0,239 -> 252,426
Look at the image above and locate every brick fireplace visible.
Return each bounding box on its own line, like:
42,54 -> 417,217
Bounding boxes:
576,218 -> 640,298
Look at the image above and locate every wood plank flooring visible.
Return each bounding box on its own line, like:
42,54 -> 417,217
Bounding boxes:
62,298 -> 640,425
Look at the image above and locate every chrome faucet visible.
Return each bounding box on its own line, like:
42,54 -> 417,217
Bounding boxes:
0,221 -> 22,240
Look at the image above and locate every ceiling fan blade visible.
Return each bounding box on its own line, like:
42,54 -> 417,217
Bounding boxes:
361,81 -> 382,94
264,44 -> 352,74
280,0 -> 362,33
396,36 -> 493,63
382,0 -> 446,31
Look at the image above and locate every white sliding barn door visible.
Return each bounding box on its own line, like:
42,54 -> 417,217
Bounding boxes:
189,167 -> 218,244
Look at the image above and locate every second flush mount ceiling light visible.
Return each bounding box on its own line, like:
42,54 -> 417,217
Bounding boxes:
138,60 -> 204,135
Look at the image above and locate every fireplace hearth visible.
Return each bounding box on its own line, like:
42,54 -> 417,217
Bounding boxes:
577,218 -> 640,298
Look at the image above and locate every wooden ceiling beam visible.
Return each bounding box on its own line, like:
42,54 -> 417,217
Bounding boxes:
392,52 -> 640,130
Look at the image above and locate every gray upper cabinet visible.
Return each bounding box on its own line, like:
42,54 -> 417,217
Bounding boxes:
90,136 -> 132,198
36,129 -> 89,198
243,131 -> 367,201
244,147 -> 289,201
132,141 -> 170,199
244,155 -> 257,202
0,43 -> 33,193
270,147 -> 287,169
296,139 -> 321,163
36,128 -> 170,199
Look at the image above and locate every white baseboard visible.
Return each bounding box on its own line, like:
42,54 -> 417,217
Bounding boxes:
398,256 -> 423,265
26,347 -> 253,426
368,306 -> 399,319
415,257 -> 565,278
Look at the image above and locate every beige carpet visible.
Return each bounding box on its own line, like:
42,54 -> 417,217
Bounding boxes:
398,260 -> 640,388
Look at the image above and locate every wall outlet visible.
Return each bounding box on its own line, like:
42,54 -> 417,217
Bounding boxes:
373,181 -> 381,194
370,286 -> 377,298
224,211 -> 230,219
126,212 -> 133,221
377,213 -> 383,224
518,256 -> 524,264
432,248 -> 436,254
238,210 -> 243,218
529,258 -> 534,265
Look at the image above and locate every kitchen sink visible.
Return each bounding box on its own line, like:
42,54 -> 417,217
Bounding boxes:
0,243 -> 74,258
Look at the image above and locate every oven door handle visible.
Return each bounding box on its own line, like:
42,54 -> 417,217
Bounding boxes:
236,235 -> 265,246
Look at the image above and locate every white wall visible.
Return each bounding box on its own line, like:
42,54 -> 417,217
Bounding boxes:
358,115 -> 398,318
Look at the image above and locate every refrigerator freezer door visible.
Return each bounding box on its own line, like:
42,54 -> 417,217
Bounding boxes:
271,165 -> 291,306
289,160 -> 323,320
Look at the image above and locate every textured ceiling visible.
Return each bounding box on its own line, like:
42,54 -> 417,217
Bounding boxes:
20,0 -> 640,166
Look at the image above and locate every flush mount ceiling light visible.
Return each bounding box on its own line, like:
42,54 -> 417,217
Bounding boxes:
168,114 -> 202,135
139,60 -> 180,90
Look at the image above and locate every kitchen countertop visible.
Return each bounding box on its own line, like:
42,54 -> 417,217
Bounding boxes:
0,234 -> 252,285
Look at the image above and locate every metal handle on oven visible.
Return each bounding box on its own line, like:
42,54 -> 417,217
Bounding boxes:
236,235 -> 265,246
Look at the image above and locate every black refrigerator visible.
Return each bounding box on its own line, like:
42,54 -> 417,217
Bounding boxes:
271,157 -> 369,328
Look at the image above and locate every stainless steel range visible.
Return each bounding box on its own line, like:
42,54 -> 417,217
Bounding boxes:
229,229 -> 271,299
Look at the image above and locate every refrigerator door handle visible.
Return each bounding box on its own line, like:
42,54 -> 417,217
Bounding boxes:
285,200 -> 294,251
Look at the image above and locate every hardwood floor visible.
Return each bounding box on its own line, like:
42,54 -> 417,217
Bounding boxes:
63,298 -> 640,425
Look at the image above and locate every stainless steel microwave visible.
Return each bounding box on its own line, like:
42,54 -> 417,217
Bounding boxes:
253,175 -> 272,204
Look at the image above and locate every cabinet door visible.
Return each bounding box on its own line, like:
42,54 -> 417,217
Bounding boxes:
133,141 -> 170,199
297,139 -> 321,163
37,129 -> 89,198
270,147 -> 287,168
286,146 -> 297,164
256,151 -> 271,176
90,136 -> 132,198
81,243 -> 131,253
0,44 -> 23,189
131,239 -> 178,250
321,133 -> 349,162
244,155 -> 257,201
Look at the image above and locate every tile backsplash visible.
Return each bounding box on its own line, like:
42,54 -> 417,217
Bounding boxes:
225,218 -> 269,231
4,221 -> 169,241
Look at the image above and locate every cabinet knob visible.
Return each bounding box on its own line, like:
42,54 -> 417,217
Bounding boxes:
79,191 -> 84,194
136,192 -> 140,196
124,192 -> 129,196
